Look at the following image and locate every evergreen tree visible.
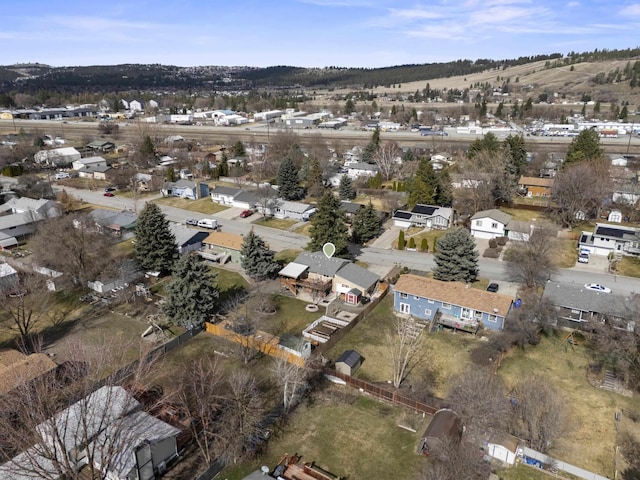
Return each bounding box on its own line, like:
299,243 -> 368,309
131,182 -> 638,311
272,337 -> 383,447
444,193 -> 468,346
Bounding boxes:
240,229 -> 280,281
339,175 -> 356,200
307,192 -> 350,258
345,98 -> 355,115
468,132 -> 500,158
161,254 -> 219,328
277,156 -> 300,200
420,238 -> 429,252
166,166 -> 177,182
398,230 -> 405,250
503,134 -> 527,175
566,128 -> 604,165
140,135 -> 155,158
407,157 -> 438,208
134,202 -> 178,273
218,153 -> 229,177
233,140 -> 246,157
351,203 -> 381,244
307,158 -> 325,199
432,228 -> 479,283
408,237 -> 416,249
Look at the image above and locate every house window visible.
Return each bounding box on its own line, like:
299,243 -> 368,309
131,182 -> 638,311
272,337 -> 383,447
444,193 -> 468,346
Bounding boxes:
425,309 -> 432,316
491,222 -> 498,229
475,220 -> 482,226
474,311 -> 483,319
399,292 -> 408,299
461,308 -> 472,319
441,303 -> 452,309
400,303 -> 410,314
488,315 -> 498,323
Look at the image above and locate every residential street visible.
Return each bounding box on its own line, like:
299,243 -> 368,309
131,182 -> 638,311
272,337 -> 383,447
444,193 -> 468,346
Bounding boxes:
58,184 -> 640,296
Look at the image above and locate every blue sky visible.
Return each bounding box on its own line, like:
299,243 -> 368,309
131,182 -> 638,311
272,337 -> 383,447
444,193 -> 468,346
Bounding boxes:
1,0 -> 639,68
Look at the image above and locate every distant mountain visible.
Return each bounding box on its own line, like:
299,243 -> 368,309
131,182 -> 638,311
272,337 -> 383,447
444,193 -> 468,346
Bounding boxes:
0,48 -> 639,94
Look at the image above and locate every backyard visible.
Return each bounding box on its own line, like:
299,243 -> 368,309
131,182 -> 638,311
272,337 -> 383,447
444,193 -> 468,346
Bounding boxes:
153,196 -> 230,214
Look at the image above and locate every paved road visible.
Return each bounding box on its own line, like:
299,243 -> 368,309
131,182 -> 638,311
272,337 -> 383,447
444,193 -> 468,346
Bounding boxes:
60,184 -> 640,295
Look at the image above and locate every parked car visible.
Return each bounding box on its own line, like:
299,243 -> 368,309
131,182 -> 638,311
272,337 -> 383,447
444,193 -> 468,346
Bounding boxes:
104,187 -> 117,193
486,283 -> 499,293
239,209 -> 254,218
584,283 -> 612,293
54,172 -> 70,180
578,253 -> 590,264
103,192 -> 115,197
186,218 -> 199,226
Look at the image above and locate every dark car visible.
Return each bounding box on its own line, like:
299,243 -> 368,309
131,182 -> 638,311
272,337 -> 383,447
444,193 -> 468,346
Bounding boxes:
239,209 -> 254,218
103,192 -> 115,197
104,187 -> 117,193
486,283 -> 499,293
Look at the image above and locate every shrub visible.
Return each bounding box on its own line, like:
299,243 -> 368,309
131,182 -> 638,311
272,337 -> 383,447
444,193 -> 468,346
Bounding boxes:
420,238 -> 429,252
483,248 -> 500,258
496,236 -> 508,246
408,237 -> 416,249
397,230 -> 405,250
432,238 -> 437,253
489,238 -> 498,249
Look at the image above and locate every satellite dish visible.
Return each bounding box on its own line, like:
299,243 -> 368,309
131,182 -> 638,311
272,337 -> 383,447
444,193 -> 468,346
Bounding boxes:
493,308 -> 499,313
261,465 -> 270,475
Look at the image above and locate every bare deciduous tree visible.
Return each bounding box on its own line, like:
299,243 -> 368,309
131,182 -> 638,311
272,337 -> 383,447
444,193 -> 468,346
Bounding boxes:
373,141 -> 401,181
419,438 -> 491,480
387,316 -> 424,388
551,160 -> 612,227
31,214 -> 116,287
272,357 -> 307,412
509,373 -> 570,453
504,222 -> 559,288
447,368 -> 509,432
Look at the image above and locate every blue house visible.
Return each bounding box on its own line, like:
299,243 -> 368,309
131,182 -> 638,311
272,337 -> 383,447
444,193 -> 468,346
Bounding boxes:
392,274 -> 513,331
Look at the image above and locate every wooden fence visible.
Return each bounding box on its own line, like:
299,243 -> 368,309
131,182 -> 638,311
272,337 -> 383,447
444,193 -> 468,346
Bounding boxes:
327,369 -> 439,415
204,322 -> 305,367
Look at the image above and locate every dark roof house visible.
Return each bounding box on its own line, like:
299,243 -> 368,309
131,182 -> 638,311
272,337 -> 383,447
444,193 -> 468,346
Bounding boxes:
417,408 -> 463,455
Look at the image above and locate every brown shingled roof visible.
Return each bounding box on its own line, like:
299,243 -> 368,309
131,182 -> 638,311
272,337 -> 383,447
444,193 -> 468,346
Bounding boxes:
0,352 -> 57,395
518,176 -> 554,188
393,274 -> 513,317
203,231 -> 244,251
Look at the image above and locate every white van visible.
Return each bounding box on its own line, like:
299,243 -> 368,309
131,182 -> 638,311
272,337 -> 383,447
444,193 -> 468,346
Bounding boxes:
196,218 -> 219,230
54,172 -> 70,180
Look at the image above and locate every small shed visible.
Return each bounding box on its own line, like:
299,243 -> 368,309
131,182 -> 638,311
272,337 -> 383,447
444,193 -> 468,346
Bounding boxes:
344,288 -> 362,305
335,349 -> 362,376
485,432 -> 519,465
417,408 -> 463,456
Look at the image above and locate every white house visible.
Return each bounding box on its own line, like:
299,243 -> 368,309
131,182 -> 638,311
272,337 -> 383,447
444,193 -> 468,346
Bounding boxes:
470,209 -> 512,239
485,433 -> 519,465
72,156 -> 107,171
392,204 -> 453,229
579,223 -> 640,257
0,197 -> 60,240
260,200 -> 316,221
34,147 -> 81,165
210,185 -> 243,205
347,162 -> 379,180
128,100 -> 143,112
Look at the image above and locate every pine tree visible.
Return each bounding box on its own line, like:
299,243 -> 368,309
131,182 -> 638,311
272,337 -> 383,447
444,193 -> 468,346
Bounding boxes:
339,175 -> 356,200
161,254 -> 219,328
218,154 -> 229,177
134,202 -> 178,273
233,140 -> 246,157
408,237 -> 416,249
351,203 -> 381,244
240,229 -> 281,281
166,166 -> 177,182
307,191 -> 350,258
420,238 -> 429,252
565,128 -> 604,165
307,158 -> 325,199
398,230 -> 405,250
407,157 -> 438,208
277,156 -> 300,200
432,228 -> 479,283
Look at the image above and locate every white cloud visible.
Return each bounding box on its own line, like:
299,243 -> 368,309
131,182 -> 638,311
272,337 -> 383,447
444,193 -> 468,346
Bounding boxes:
619,3 -> 640,16
566,1 -> 580,7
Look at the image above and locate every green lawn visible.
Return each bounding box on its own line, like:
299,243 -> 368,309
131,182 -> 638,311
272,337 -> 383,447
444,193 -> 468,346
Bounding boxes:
153,196 -> 229,214
253,217 -> 298,230
293,222 -> 312,236
274,249 -> 303,264
220,393 -> 427,480
496,464 -> 580,480
258,295 -> 322,336
209,266 -> 249,305
501,207 -> 548,222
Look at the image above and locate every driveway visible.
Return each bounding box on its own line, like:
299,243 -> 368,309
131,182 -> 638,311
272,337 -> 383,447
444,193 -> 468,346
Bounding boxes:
569,254 -> 610,276
369,223 -> 400,249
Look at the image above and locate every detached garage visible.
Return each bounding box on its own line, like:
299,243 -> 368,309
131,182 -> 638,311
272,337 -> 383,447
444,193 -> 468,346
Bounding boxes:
335,350 -> 362,376
485,432 -> 519,465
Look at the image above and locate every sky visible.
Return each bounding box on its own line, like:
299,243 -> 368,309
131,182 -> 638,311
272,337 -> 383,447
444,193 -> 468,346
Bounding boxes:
1,0 -> 639,68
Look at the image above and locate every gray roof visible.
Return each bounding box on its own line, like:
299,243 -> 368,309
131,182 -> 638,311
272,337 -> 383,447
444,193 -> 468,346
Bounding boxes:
234,190 -> 258,204
348,162 -> 378,171
293,251 -> 349,277
336,349 -> 361,368
90,209 -> 137,229
506,220 -> 531,234
173,179 -> 196,189
279,200 -> 315,214
334,262 -> 380,290
542,282 -> 633,317
211,185 -> 242,196
471,208 -> 512,226
340,201 -> 364,214
169,223 -> 207,247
